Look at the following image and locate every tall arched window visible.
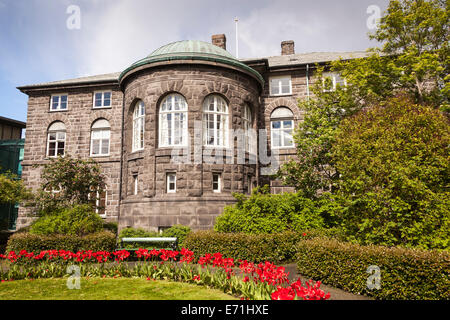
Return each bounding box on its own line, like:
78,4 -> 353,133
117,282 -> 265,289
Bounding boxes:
159,93 -> 188,147
47,121 -> 66,157
242,103 -> 253,152
90,119 -> 110,156
270,107 -> 294,149
203,95 -> 229,147
132,100 -> 145,151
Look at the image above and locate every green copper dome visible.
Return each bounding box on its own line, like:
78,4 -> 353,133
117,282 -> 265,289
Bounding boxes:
119,40 -> 264,86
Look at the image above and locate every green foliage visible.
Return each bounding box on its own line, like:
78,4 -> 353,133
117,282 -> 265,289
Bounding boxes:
278,67 -> 363,198
29,204 -> 104,237
162,225 -> 192,247
6,231 -> 116,253
102,221 -> 118,235
296,237 -> 450,300
184,230 -> 303,263
332,97 -> 450,249
118,225 -> 192,249
0,172 -> 31,204
33,155 -> 105,215
214,186 -> 324,234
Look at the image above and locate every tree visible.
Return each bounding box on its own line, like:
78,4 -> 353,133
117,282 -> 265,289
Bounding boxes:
335,0 -> 449,109
280,0 -> 449,197
0,172 -> 31,204
332,96 -> 450,249
34,155 -> 105,215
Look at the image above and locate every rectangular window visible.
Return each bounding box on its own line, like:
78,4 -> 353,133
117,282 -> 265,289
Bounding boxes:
212,173 -> 221,193
133,175 -> 138,195
323,72 -> 347,92
167,173 -> 176,193
269,76 -> 292,96
47,131 -> 66,157
50,94 -> 68,111
90,129 -> 110,156
93,91 -> 112,108
271,120 -> 294,149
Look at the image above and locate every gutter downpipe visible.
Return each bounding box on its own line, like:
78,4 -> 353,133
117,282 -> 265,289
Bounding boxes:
306,64 -> 310,100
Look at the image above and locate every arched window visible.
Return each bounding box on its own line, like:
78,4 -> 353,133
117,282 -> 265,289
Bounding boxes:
203,95 -> 229,147
159,93 -> 188,147
90,119 -> 110,156
242,103 -> 253,152
47,121 -> 66,157
132,100 -> 145,151
270,107 -> 294,149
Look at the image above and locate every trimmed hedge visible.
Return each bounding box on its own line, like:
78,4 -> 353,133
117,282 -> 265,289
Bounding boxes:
184,230 -> 302,263
6,231 -> 116,253
296,238 -> 450,300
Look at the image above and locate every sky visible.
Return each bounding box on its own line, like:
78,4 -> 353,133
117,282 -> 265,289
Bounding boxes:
0,0 -> 389,123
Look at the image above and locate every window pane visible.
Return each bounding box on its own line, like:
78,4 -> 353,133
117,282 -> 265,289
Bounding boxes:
272,131 -> 281,147
57,142 -> 65,155
92,140 -> 100,155
101,139 -> 109,154
283,120 -> 292,128
48,133 -> 57,141
272,121 -> 281,129
48,142 -> 56,156
283,129 -> 293,146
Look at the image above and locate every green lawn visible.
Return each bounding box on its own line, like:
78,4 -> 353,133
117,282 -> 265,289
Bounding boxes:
0,277 -> 237,300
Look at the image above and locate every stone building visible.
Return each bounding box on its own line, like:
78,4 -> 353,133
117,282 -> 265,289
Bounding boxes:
16,35 -> 368,232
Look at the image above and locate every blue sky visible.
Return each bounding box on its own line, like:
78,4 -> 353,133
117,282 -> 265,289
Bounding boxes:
0,0 -> 389,123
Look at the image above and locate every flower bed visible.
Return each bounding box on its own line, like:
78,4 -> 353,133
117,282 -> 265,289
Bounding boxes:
0,248 -> 330,300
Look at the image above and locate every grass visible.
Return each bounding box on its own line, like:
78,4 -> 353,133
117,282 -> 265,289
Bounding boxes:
0,277 -> 237,300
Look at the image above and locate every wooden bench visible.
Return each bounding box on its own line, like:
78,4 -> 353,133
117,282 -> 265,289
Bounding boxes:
117,237 -> 178,252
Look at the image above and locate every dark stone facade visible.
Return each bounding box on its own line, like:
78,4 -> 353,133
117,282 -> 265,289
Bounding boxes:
15,37 -> 345,232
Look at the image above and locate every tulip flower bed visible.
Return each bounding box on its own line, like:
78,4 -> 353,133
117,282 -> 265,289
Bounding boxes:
0,248 -> 330,300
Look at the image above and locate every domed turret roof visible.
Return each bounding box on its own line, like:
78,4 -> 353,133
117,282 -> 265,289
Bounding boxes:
119,40 -> 263,87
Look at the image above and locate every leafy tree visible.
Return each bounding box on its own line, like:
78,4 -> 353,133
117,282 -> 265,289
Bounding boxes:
34,155 -> 105,215
332,96 -> 450,249
335,0 -> 449,109
280,0 -> 449,197
0,172 -> 31,204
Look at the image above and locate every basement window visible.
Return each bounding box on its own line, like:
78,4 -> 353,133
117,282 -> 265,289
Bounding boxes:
167,173 -> 177,193
212,173 -> 221,193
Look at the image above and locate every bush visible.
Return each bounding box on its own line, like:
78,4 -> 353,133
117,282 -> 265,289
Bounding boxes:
184,230 -> 302,263
162,225 -> 191,247
214,186 -> 324,234
30,204 -> 103,237
296,237 -> 450,300
102,221 -> 118,235
332,97 -> 450,249
118,225 -> 191,249
6,231 -> 116,253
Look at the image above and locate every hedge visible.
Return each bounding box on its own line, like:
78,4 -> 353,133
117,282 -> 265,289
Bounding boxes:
6,231 -> 117,253
184,230 -> 302,263
296,238 -> 450,300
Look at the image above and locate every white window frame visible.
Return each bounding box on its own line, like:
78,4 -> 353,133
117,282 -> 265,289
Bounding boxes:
93,91 -> 112,109
271,119 -> 294,149
132,101 -> 145,152
167,173 -> 177,193
243,104 -> 254,153
322,72 -> 347,92
90,120 -> 111,157
50,94 -> 68,111
269,76 -> 292,96
159,94 -> 188,147
47,122 -> 66,158
133,174 -> 138,195
95,189 -> 107,217
212,173 -> 221,193
203,95 -> 229,148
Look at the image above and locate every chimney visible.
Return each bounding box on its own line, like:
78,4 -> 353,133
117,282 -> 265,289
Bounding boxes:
281,40 -> 295,55
212,34 -> 227,50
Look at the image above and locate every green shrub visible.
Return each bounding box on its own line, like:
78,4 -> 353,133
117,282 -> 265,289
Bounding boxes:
6,231 -> 116,253
184,230 -> 302,263
214,186 -> 324,234
162,225 -> 191,247
332,97 -> 450,249
296,237 -> 450,300
30,204 -> 103,237
118,225 -> 191,249
102,221 -> 118,235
